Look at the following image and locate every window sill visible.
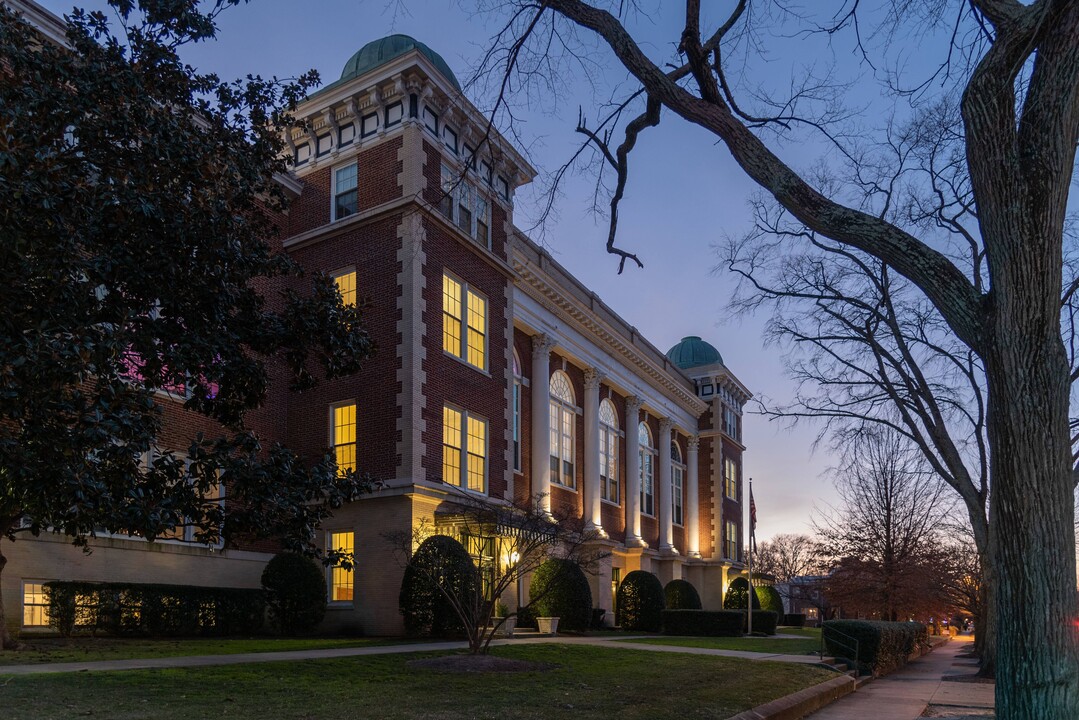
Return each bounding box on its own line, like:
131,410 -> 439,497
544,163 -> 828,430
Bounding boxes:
444,482 -> 489,499
443,349 -> 490,377
327,602 -> 355,610
551,482 -> 578,493
601,498 -> 621,508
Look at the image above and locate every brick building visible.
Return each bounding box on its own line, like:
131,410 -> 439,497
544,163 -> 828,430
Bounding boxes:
4,11 -> 752,636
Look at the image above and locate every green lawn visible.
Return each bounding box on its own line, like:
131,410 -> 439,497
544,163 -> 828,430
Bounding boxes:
622,627 -> 822,655
0,636 -> 406,666
0,644 -> 839,720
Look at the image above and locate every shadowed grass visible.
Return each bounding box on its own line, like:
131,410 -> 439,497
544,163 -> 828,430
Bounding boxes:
621,635 -> 822,655
0,644 -> 838,719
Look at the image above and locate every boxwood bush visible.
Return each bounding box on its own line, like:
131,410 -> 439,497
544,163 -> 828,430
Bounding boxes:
744,609 -> 779,635
662,609 -> 743,636
823,620 -> 930,676
783,613 -> 807,628
261,553 -> 327,635
529,558 -> 593,632
616,570 -> 665,631
723,577 -> 761,610
398,535 -> 476,637
43,581 -> 264,637
664,579 -> 702,610
755,585 -> 785,616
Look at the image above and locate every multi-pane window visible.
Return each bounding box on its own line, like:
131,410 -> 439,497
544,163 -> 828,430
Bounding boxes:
439,163 -> 490,247
671,442 -> 685,526
23,582 -> 49,627
332,403 -> 357,477
549,371 -> 576,489
639,421 -> 655,516
463,533 -> 495,599
725,520 -> 739,561
442,273 -> 487,371
328,531 -> 354,602
724,456 -> 739,501
599,399 -> 619,503
512,350 -> 523,472
332,269 -> 356,307
333,163 -> 358,220
443,406 -> 487,493
723,405 -> 741,441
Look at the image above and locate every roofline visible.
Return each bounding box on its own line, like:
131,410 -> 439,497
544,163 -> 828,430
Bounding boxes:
4,0 -> 69,46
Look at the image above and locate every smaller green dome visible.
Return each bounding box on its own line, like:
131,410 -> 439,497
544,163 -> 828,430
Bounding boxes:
339,35 -> 461,91
666,336 -> 723,369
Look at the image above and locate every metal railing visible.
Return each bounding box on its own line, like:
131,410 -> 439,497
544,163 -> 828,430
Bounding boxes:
820,625 -> 861,675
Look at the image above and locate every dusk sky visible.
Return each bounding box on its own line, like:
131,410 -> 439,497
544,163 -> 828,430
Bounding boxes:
34,0 -> 928,541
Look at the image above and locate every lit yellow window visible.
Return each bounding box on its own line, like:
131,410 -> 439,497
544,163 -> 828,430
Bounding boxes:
442,273 -> 486,371
23,582 -> 49,627
443,406 -> 486,493
443,406 -> 462,485
333,269 -> 356,307
329,531 -> 354,602
466,415 -> 487,492
333,403 -> 356,477
443,274 -> 462,357
724,457 -> 738,500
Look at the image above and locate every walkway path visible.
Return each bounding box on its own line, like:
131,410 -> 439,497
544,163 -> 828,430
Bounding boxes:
807,636 -> 994,720
0,634 -> 830,676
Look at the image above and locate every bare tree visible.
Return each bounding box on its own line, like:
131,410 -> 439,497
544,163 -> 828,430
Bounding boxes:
474,3 -> 1079,716
815,429 -> 953,622
754,533 -> 821,582
386,493 -> 603,655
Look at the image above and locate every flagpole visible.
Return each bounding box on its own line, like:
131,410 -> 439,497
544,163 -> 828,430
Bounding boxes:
747,477 -> 753,636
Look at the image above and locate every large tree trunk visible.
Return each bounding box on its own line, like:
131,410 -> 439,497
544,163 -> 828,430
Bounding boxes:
985,308 -> 1079,718
975,548 -> 997,678
0,542 -> 16,650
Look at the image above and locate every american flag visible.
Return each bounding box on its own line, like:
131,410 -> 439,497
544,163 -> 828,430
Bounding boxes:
750,484 -> 757,534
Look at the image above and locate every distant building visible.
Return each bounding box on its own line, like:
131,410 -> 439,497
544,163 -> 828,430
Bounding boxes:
5,1 -> 754,636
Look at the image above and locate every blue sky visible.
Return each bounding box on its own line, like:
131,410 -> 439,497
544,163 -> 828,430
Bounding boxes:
34,0 -> 890,540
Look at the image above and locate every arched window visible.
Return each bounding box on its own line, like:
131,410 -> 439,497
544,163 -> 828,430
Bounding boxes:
549,371 -> 576,489
671,441 -> 685,526
599,399 -> 619,503
639,421 -> 655,516
512,349 -> 522,472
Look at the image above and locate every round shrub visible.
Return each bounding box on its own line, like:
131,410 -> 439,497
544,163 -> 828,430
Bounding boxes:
528,558 -> 592,632
723,577 -> 761,610
616,570 -> 665,632
261,553 -> 327,635
755,584 -> 784,616
664,579 -> 702,610
398,535 -> 476,637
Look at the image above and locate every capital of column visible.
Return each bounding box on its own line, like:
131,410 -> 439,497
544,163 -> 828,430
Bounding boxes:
583,367 -> 605,390
687,435 -> 700,452
659,417 -> 673,434
624,395 -> 642,414
531,333 -> 556,358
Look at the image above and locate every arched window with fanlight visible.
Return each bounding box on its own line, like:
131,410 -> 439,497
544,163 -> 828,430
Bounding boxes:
599,399 -> 619,503
512,349 -> 522,472
549,370 -> 576,489
639,421 -> 655,516
671,441 -> 685,526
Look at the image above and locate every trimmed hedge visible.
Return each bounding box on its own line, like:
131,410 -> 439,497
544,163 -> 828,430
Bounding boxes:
529,558 -> 593,632
784,613 -> 807,628
398,535 -> 476,637
44,581 -> 264,637
664,579 -> 702,610
723,577 -> 761,610
755,585 -> 785,616
823,620 -> 930,676
616,570 -> 665,631
261,553 -> 327,635
743,609 -> 779,635
662,609 -> 743,636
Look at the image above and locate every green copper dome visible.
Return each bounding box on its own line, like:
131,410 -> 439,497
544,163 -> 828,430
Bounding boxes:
666,336 -> 723,369
339,34 -> 461,91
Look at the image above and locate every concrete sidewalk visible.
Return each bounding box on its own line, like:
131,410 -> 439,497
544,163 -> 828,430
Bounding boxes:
807,636 -> 994,720
0,634 -> 831,676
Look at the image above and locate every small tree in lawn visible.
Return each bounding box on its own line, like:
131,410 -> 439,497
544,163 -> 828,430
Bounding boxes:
388,494 -> 604,654
0,2 -> 373,649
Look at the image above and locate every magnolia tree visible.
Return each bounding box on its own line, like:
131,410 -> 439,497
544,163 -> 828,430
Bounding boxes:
0,1 -> 372,648
387,495 -> 605,655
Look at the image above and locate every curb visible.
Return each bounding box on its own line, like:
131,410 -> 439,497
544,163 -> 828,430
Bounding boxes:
724,674 -> 857,720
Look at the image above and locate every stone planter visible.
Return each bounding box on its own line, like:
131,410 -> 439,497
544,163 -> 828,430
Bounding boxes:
493,616 -> 516,637
537,616 -> 560,635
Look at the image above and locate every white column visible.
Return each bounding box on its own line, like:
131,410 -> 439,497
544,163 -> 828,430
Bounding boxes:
624,396 -> 645,547
686,435 -> 701,558
658,418 -> 674,553
583,368 -> 606,537
530,334 -> 555,516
